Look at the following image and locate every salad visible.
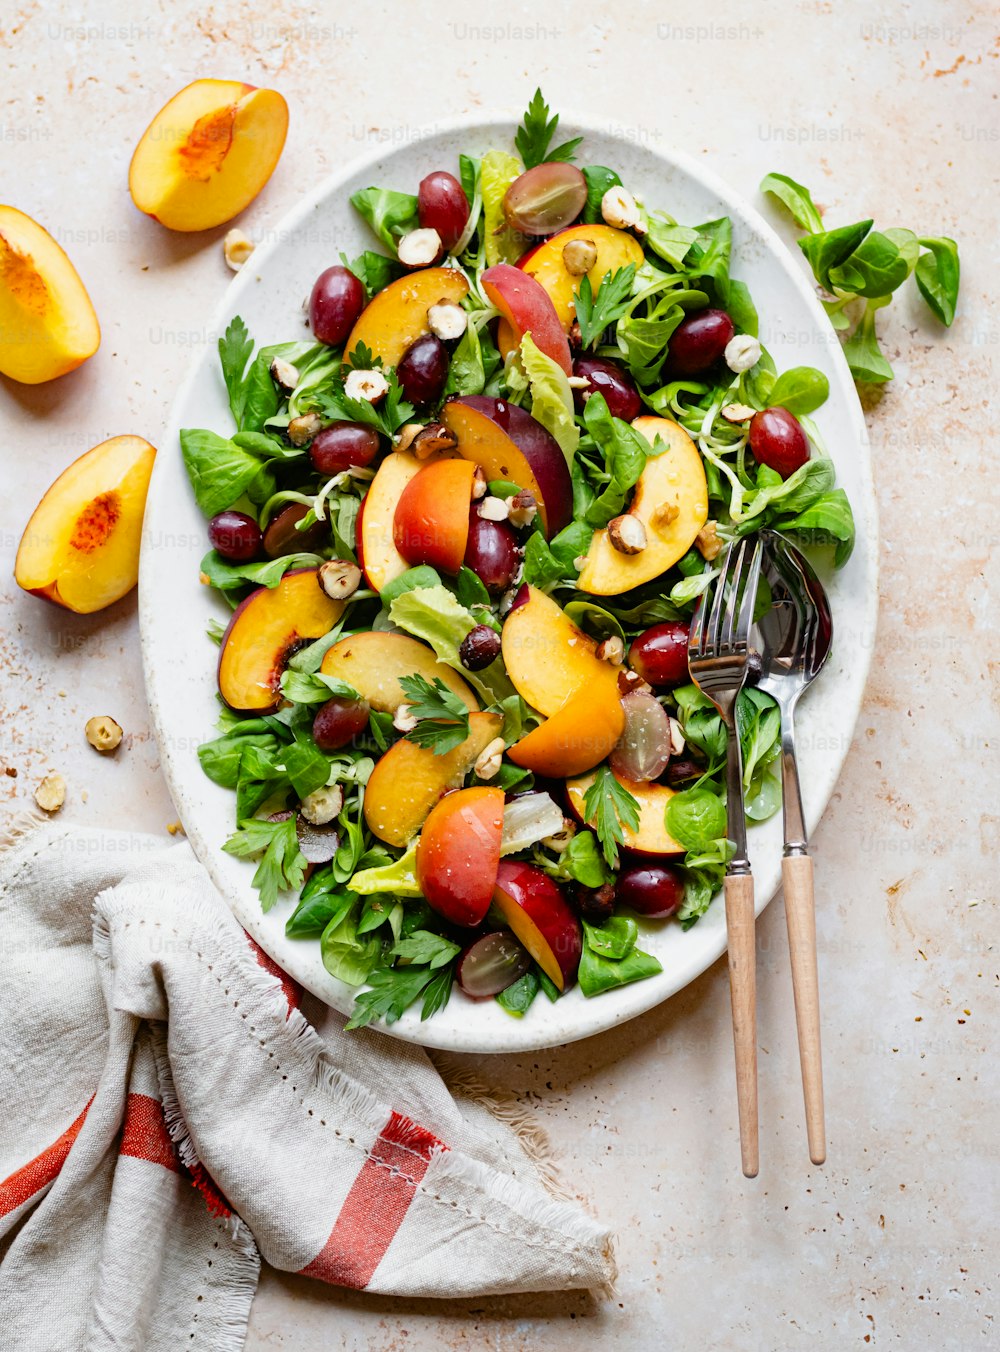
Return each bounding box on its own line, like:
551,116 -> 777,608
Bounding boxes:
182,92 -> 854,1030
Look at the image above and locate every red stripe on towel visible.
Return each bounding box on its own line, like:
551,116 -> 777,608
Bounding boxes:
0,1099 -> 92,1219
119,1093 -> 183,1173
244,933 -> 302,1012
298,1111 -> 446,1288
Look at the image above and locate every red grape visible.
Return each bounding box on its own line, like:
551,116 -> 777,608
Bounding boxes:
263,503 -> 327,558
309,265 -> 365,347
464,512 -> 521,594
310,422 -> 381,475
418,171 -> 469,251
668,309 -> 734,377
208,510 -> 261,563
457,932 -> 532,998
749,407 -> 810,480
628,622 -> 690,688
508,583 -> 530,612
503,163 -> 588,235
610,691 -> 672,783
397,333 -> 449,406
312,696 -> 371,752
572,356 -> 642,421
615,863 -> 684,919
459,624 -> 502,670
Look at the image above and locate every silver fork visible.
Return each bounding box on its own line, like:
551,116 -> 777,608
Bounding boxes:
688,535 -> 764,1178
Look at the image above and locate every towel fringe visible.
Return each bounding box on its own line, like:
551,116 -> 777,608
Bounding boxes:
207,1217 -> 260,1352
0,811 -> 46,851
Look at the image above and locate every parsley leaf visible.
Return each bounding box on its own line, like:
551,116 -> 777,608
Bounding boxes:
398,674 -> 471,753
345,963 -> 448,1030
515,89 -> 582,169
218,316 -> 255,426
574,265 -> 637,349
392,929 -> 461,969
582,766 -> 641,867
222,817 -> 307,911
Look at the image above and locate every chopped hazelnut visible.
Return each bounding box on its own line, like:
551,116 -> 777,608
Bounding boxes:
651,501 -> 680,531
299,783 -> 344,826
573,554 -> 589,571
269,357 -> 299,393
412,422 -> 458,458
427,300 -> 467,340
394,422 -> 425,452
397,228 -> 443,268
618,668 -> 652,696
287,412 -> 323,446
562,238 -> 597,275
478,496 -> 510,522
166,820 -> 186,836
568,319 -> 583,349
696,521 -> 723,561
601,186 -> 641,230
223,228 -> 254,271
344,368 -> 389,404
566,374 -> 590,389
596,635 -> 625,664
542,818 -> 577,853
393,704 -> 418,733
85,715 -> 123,754
721,402 -> 757,425
471,465 -> 488,500
667,717 -> 686,757
34,772 -> 66,813
507,489 -> 537,529
473,737 -> 505,781
318,559 -> 362,600
607,514 -> 647,555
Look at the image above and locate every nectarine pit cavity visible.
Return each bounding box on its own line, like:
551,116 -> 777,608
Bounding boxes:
179,105 -> 236,179
0,235 -> 48,314
69,492 -> 121,552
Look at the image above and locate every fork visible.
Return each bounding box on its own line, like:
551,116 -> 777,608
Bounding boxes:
688,536 -> 764,1179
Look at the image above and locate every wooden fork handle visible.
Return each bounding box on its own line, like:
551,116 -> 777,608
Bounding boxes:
782,853 -> 826,1166
724,871 -> 758,1178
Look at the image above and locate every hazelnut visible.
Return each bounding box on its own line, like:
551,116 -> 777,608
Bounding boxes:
299,783 -> 344,826
724,335 -> 762,373
596,635 -> 625,664
601,186 -> 641,231
541,818 -> 577,853
34,772 -> 66,813
696,521 -> 723,561
566,374 -> 591,389
562,238 -> 597,275
412,422 -> 458,458
344,368 -> 389,404
477,496 -> 510,522
473,737 -> 505,781
287,412 -> 323,447
393,704 -> 418,733
427,300 -> 467,341
318,560 -> 362,600
721,402 -> 757,425
651,501 -> 680,531
568,319 -> 583,349
618,668 -> 652,696
471,465 -> 488,500
269,357 -> 300,394
394,422 -> 425,452
507,489 -> 537,529
667,716 -> 686,757
85,715 -> 123,754
397,228 -> 443,268
223,228 -> 254,271
607,514 -> 647,555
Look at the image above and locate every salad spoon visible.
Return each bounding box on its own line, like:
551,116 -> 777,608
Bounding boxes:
753,530 -> 833,1166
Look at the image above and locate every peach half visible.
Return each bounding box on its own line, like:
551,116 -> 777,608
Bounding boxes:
129,80 -> 288,232
320,630 -> 479,714
501,584 -> 621,717
0,205 -> 100,384
15,435 -> 156,613
343,267 -> 469,369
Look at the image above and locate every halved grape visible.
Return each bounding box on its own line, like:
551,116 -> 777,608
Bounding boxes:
615,863 -> 684,919
262,503 -> 326,558
310,422 -> 380,475
208,510 -> 262,563
503,162 -> 587,236
418,171 -> 469,251
749,407 -> 810,480
312,696 -> 371,752
609,691 -> 672,782
571,356 -> 642,422
457,931 -> 532,998
397,333 -> 449,406
464,512 -> 521,594
667,309 -> 734,376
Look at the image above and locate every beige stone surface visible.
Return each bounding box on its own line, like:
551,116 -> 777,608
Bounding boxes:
1,1 -> 997,1346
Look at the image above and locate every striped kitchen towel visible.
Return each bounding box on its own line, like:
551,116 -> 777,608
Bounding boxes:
0,823 -> 614,1352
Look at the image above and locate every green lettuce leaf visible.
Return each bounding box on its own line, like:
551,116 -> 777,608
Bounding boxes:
520,334 -> 579,461
388,584 -> 517,703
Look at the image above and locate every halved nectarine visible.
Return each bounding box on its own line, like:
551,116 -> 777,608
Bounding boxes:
15,435 -> 155,613
0,205 -> 100,384
481,264 -> 572,375
508,682 -> 625,778
518,224 -> 645,330
566,768 -> 685,857
218,568 -> 343,713
364,711 -> 502,847
493,859 -> 581,990
441,396 -> 572,535
343,267 -> 469,368
576,416 -> 709,596
416,786 -> 505,926
129,80 -> 288,232
320,630 -> 478,714
392,457 -> 475,574
501,584 -> 620,717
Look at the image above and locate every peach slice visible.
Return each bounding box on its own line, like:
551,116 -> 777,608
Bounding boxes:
357,449 -> 425,591
0,205 -> 100,384
364,711 -> 502,847
320,630 -> 478,714
441,395 -> 572,535
129,79 -> 288,232
343,266 -> 469,369
481,264 -> 572,375
492,860 -> 581,990
518,224 -> 645,330
576,416 -> 709,596
508,683 -> 625,778
15,435 -> 155,613
416,786 -> 505,926
392,457 -> 475,574
501,584 -> 620,717
218,568 -> 343,713
566,769 -> 685,857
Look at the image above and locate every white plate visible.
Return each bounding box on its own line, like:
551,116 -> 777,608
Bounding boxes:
140,113 -> 877,1054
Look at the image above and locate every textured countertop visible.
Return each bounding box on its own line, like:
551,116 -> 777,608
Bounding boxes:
1,1 -> 996,1347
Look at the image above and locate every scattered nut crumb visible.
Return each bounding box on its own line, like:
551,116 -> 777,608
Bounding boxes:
596,635 -> 625,664
223,229 -> 254,271
167,820 -> 185,836
724,334 -> 761,373
695,521 -> 723,561
393,704 -> 418,733
269,357 -> 299,393
601,186 -> 641,231
85,715 -> 123,754
299,783 -> 344,826
567,374 -> 590,389
4,766 -> 17,778
478,496 -> 511,522
35,773 -> 66,814
507,489 -> 537,529
471,465 -> 488,500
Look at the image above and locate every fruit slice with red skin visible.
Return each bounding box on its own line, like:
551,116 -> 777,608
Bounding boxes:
481,264 -> 572,374
517,224 -> 645,330
508,683 -> 625,777
576,416 -> 709,596
492,859 -> 581,990
501,584 -> 620,717
392,457 -> 474,574
441,395 -> 572,536
357,449 -> 442,591
417,787 -> 505,927
364,711 -> 501,847
218,568 -> 344,713
566,769 -> 685,857
343,266 -> 469,369
321,630 -> 478,713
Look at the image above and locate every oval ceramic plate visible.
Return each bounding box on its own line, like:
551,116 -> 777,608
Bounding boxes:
140,113 -> 877,1053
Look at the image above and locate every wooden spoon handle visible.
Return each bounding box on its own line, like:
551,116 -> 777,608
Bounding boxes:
724,871 -> 758,1178
782,853 -> 826,1165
